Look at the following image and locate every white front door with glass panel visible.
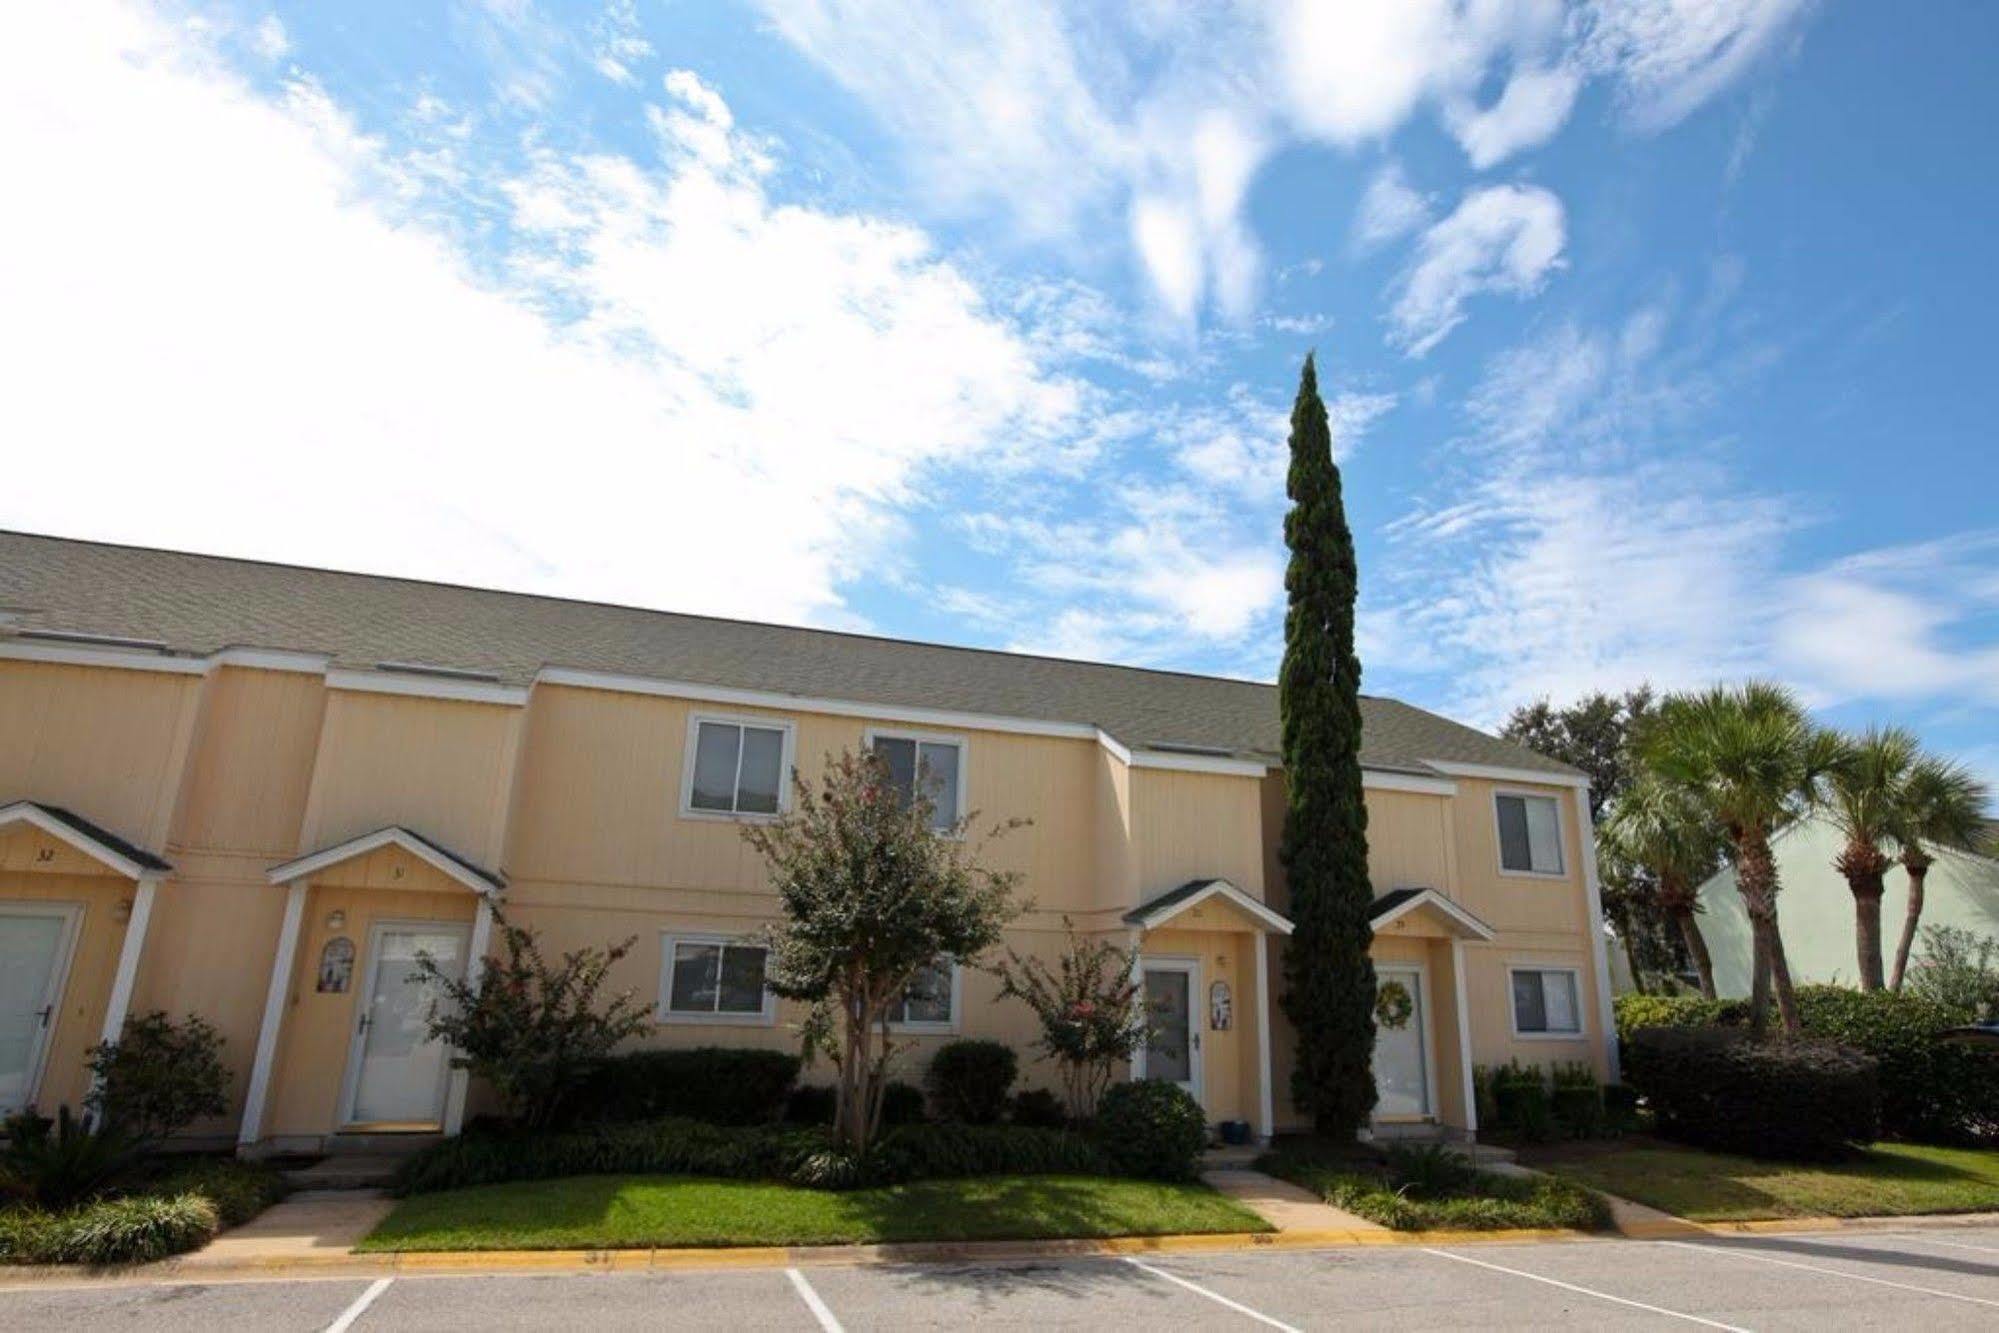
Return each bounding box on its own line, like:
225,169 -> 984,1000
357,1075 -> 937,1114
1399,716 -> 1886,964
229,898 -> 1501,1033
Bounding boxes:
0,905 -> 81,1113
341,922 -> 471,1128
1373,966 -> 1431,1118
1136,959 -> 1202,1104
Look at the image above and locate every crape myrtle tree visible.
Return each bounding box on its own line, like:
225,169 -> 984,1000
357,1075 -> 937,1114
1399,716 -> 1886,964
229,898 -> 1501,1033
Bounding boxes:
746,749 -> 1023,1152
1276,352 -> 1377,1138
993,919 -> 1148,1122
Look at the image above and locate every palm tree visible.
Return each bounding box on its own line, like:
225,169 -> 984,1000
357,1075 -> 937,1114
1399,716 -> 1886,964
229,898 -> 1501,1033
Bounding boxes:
1601,774 -> 1729,998
1821,726 -> 1920,990
1887,758 -> 1993,991
1640,682 -> 1841,1036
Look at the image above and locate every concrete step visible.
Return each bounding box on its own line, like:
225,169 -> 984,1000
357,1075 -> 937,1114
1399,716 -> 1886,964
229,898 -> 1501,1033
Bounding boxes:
323,1132 -> 442,1157
280,1155 -> 402,1190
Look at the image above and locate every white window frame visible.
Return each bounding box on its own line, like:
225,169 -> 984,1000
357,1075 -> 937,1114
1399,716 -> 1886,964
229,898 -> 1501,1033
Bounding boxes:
1492,788 -> 1568,879
1506,964 -> 1587,1040
863,726 -> 969,832
887,958 -> 963,1033
657,932 -> 778,1026
678,713 -> 796,822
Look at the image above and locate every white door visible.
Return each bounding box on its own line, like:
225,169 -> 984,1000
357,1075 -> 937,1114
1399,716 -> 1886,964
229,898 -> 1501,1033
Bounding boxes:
1373,966 -> 1431,1118
0,904 -> 81,1113
1137,958 -> 1203,1104
341,922 -> 470,1128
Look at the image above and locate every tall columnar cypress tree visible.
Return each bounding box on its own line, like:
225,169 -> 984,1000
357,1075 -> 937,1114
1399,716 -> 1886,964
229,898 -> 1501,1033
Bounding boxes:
1277,352 -> 1377,1138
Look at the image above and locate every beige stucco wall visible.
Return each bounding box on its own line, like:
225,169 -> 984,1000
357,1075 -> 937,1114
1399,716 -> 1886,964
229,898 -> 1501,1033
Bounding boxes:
2,650 -> 1606,1141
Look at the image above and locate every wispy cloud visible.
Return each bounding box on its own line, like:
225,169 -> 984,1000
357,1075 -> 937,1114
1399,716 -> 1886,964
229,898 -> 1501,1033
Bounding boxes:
0,2 -> 1105,628
1388,184 -> 1567,357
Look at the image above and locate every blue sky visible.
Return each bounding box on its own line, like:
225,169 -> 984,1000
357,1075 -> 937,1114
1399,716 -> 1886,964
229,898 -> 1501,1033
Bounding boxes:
3,2 -> 1994,787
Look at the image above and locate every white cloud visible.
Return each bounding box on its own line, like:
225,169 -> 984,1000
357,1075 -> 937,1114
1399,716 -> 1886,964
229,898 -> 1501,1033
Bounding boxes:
1444,64 -> 1582,168
1581,0 -> 1815,131
753,1 -> 1816,328
1351,161 -> 1432,251
0,1 -> 1094,627
249,14 -> 289,61
1388,184 -> 1568,356
1774,534 -> 1999,706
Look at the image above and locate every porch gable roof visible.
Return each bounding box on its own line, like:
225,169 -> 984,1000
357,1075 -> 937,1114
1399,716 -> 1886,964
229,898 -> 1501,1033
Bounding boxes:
0,799 -> 172,880
266,825 -> 504,896
1369,886 -> 1495,941
1124,877 -> 1294,935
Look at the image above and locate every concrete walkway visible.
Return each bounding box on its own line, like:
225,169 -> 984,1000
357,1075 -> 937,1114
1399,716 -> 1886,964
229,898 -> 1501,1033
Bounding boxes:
175,1190 -> 395,1270
1200,1166 -> 1387,1234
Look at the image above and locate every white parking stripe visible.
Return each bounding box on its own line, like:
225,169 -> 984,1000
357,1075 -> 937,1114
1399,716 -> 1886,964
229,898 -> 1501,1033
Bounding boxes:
323,1278 -> 392,1333
1870,1231 -> 1999,1256
1662,1238 -> 1999,1308
1121,1256 -> 1302,1332
1421,1248 -> 1751,1331
786,1267 -> 844,1333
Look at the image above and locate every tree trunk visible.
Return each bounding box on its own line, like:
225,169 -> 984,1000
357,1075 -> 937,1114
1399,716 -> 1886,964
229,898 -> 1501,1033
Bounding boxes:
1658,871 -> 1715,999
1620,925 -> 1645,995
1837,839 -> 1891,990
1734,826 -> 1799,1034
1888,849 -> 1932,992
1672,905 -> 1717,999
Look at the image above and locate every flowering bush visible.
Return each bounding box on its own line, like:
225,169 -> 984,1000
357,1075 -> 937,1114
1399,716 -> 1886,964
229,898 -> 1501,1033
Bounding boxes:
994,921 -> 1148,1121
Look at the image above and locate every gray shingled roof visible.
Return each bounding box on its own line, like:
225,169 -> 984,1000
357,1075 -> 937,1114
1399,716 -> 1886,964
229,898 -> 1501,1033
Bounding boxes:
0,531 -> 1578,777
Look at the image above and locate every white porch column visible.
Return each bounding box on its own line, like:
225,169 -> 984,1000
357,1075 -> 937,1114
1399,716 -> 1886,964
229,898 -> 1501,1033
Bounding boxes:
1452,938 -> 1477,1135
1572,785 -> 1621,1083
98,875 -> 160,1048
1253,930 -> 1274,1142
238,879 -> 309,1148
441,894 -> 496,1137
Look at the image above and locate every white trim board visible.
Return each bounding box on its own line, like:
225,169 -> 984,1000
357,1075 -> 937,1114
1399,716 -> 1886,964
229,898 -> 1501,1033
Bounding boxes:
1424,760 -> 1590,791
325,668 -> 528,707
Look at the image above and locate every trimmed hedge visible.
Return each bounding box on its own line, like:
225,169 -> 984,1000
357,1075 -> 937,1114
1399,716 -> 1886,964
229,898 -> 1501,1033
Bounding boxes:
1614,986 -> 1999,1145
0,1159 -> 284,1266
1623,1027 -> 1879,1159
576,1048 -> 801,1126
389,1117 -> 1113,1196
925,1041 -> 1017,1125
1094,1081 -> 1208,1182
1011,1087 -> 1066,1128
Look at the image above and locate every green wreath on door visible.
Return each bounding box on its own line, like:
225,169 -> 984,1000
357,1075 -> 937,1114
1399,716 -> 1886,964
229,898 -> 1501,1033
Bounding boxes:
1374,978 -> 1414,1030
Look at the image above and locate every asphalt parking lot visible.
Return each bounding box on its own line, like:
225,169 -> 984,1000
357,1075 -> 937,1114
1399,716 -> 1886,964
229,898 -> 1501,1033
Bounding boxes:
5,1224 -> 1998,1331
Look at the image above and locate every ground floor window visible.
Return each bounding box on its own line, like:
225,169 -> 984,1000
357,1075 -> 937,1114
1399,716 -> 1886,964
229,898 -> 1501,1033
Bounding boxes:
660,936 -> 773,1023
1509,967 -> 1582,1036
887,959 -> 955,1029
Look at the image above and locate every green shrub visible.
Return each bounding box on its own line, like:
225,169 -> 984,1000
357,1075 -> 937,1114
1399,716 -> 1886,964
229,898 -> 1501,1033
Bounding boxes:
1602,1083 -> 1640,1132
1256,1144 -> 1608,1232
577,1048 -> 801,1126
1616,984 -> 1999,1145
1011,1087 -> 1066,1128
880,1080 -> 927,1126
1907,925 -> 1999,1019
148,1158 -> 287,1227
1791,985 -> 1999,1144
1624,1027 -> 1879,1159
1549,1063 -> 1605,1138
786,1085 -> 836,1125
924,1040 -> 1018,1124
1487,1061 -> 1555,1142
1,1107 -> 145,1209
1383,1142 -> 1475,1197
1612,992 -> 1745,1041
388,1116 -> 1110,1195
85,1012 -> 231,1140
1093,1080 -> 1208,1182
0,1193 -> 220,1266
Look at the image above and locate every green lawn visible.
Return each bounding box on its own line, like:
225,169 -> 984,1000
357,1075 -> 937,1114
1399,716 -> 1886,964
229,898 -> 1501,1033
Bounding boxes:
1535,1141 -> 1999,1222
358,1174 -> 1272,1251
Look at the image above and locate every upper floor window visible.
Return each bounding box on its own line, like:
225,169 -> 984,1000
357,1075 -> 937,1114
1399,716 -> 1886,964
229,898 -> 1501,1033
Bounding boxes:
888,958 -> 956,1029
1510,967 -> 1582,1036
868,731 -> 964,831
684,716 -> 791,817
660,935 -> 775,1023
1495,792 -> 1564,876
